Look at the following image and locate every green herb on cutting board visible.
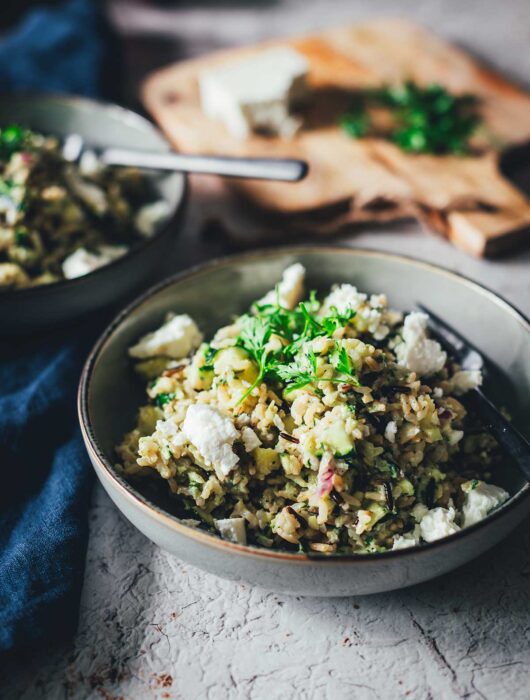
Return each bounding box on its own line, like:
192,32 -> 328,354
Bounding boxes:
339,81 -> 481,155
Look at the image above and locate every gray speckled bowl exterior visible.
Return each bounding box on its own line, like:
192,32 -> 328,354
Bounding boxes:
0,95 -> 187,334
79,247 -> 530,596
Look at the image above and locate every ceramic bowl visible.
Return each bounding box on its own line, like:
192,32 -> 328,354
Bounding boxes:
78,247 -> 530,596
0,94 -> 187,334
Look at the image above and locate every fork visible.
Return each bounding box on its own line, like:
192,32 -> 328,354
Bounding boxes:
418,304 -> 530,482
61,134 -> 308,182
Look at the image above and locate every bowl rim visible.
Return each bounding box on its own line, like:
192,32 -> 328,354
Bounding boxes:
78,244 -> 530,564
0,93 -> 187,300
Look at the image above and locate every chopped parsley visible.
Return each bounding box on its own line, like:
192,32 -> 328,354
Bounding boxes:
15,229 -> 31,248
235,294 -> 358,402
340,81 -> 481,155
0,124 -> 29,160
201,344 -> 218,371
155,392 -> 175,407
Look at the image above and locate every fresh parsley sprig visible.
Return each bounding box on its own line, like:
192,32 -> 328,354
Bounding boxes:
235,314 -> 277,404
234,296 -> 359,403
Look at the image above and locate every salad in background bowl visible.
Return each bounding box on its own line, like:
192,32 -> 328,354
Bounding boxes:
0,95 -> 186,333
0,124 -> 170,290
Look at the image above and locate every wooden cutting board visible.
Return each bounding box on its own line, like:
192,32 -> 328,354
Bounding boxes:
142,18 -> 530,257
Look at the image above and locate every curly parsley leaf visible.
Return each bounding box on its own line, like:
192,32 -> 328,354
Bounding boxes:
235,293 -> 359,401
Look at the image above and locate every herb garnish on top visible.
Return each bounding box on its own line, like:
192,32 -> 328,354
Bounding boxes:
234,293 -> 359,403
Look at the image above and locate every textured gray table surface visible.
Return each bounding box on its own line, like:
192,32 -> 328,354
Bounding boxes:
4,1 -> 530,698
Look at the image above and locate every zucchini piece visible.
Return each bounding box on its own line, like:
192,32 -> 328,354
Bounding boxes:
253,447 -> 281,478
213,346 -> 259,384
319,422 -> 355,456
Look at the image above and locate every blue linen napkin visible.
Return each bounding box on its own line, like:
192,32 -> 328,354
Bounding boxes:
0,0 -> 103,96
0,0 -> 107,653
0,326 -> 100,652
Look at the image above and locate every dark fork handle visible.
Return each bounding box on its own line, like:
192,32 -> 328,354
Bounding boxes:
469,388 -> 530,482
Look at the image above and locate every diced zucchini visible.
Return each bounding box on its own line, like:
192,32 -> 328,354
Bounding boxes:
134,357 -> 170,380
213,346 -> 259,384
367,502 -> 388,526
188,345 -> 213,390
424,427 -> 442,442
396,478 -> 415,496
280,453 -> 302,476
319,422 -> 355,456
137,405 -> 164,435
253,447 -> 281,478
283,415 -> 296,434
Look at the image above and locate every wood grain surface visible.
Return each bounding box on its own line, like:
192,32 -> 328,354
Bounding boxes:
142,18 -> 530,257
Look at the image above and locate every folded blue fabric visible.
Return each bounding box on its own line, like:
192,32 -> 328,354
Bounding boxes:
0,0 -> 102,96
0,327 -> 100,652
0,0 -> 106,653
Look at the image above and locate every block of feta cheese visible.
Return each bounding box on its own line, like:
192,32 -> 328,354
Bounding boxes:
419,506 -> 460,543
461,480 -> 509,527
214,517 -> 247,545
395,312 -> 447,377
198,47 -> 309,138
182,404 -> 240,478
62,245 -> 128,279
128,314 -> 203,359
257,262 -> 305,310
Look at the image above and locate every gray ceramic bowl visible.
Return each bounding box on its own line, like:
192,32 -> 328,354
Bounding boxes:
78,247 -> 530,596
0,95 -> 187,334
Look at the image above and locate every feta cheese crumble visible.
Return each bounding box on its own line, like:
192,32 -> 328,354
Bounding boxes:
78,149 -> 103,177
392,528 -> 420,550
461,480 -> 509,527
128,314 -> 203,359
395,312 -> 447,377
62,244 -> 128,279
355,509 -> 372,535
182,404 -> 240,477
64,168 -> 108,216
214,517 -> 247,545
318,284 -> 398,340
319,284 -> 367,317
384,421 -> 397,443
419,506 -> 460,543
135,200 -> 171,237
257,262 -> 305,310
199,47 -> 308,139
449,370 -> 483,396
241,426 -> 261,452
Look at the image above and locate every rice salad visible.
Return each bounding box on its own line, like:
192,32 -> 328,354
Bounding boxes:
0,124 -> 170,289
116,264 -> 509,554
